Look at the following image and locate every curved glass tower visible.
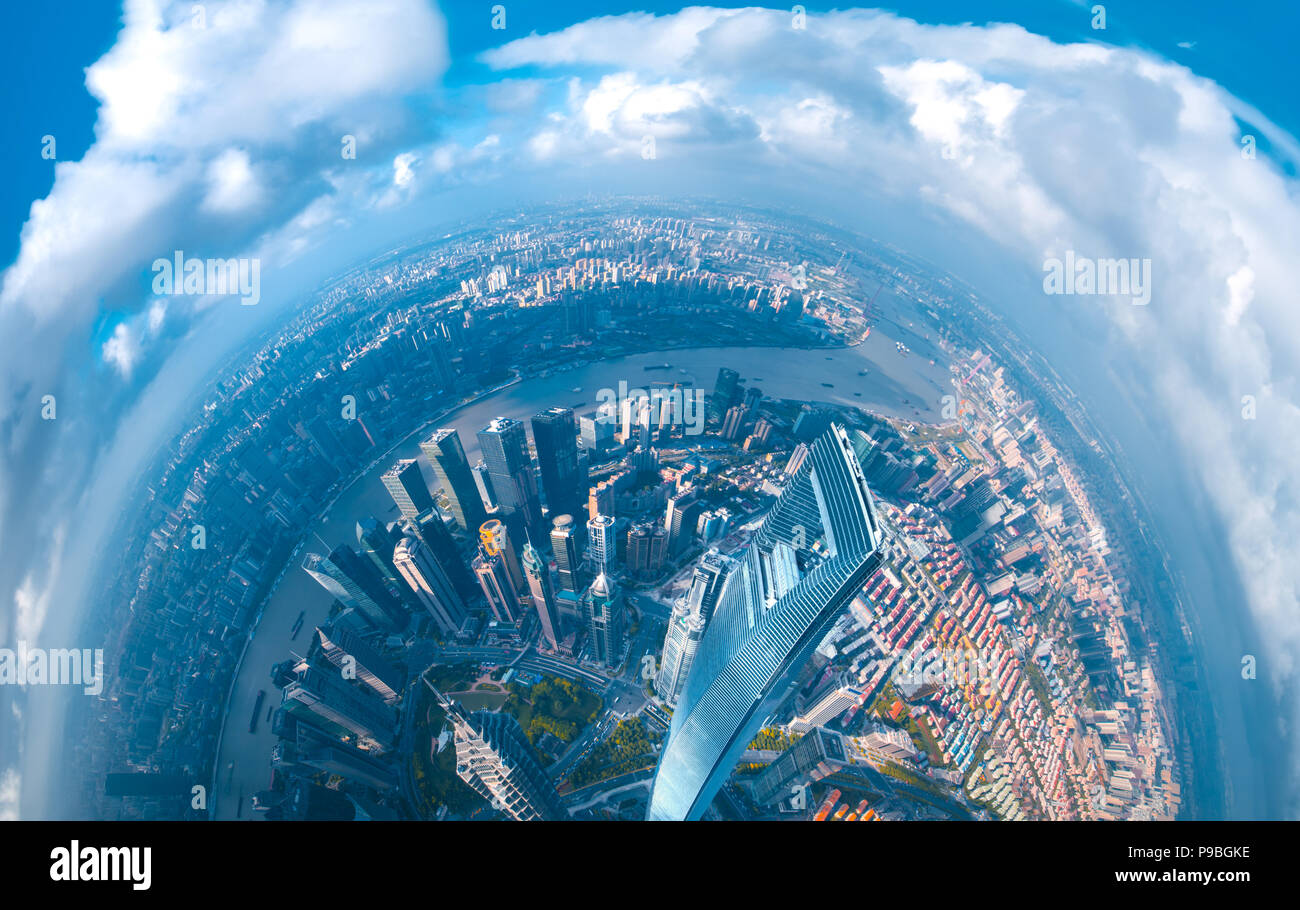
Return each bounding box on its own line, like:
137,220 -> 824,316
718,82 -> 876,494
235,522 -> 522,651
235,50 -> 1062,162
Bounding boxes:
647,424 -> 884,820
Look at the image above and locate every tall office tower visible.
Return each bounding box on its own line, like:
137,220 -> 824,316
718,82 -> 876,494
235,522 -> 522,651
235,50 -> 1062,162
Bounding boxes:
586,514 -> 617,576
620,395 -> 653,449
392,536 -> 468,637
751,726 -> 849,806
626,522 -> 668,576
710,367 -> 740,420
721,405 -> 748,441
792,406 -> 832,442
478,417 -> 545,539
785,442 -> 811,478
478,518 -> 526,603
665,492 -> 705,557
472,460 -> 497,510
272,713 -> 400,792
278,661 -> 398,752
474,551 -> 521,623
743,386 -> 763,410
647,424 -> 885,820
382,458 -> 436,522
522,542 -> 561,651
315,624 -> 404,705
588,481 -> 615,520
685,549 -> 734,622
436,692 -> 566,821
550,514 -> 584,594
531,407 -> 583,521
412,510 -> 480,605
655,602 -> 707,707
788,674 -> 865,733
576,448 -> 591,502
581,572 -> 624,669
696,510 -> 721,544
579,412 -> 616,456
302,545 -> 405,631
356,517 -> 400,584
420,428 -> 488,533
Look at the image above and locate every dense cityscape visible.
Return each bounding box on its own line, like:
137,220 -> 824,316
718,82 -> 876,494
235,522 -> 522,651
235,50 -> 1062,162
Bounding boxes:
61,201 -> 1199,822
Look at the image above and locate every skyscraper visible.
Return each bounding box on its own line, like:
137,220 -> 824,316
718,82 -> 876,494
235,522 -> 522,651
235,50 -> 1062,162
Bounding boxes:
355,517 -> 400,585
579,412 -> 616,456
478,417 -> 545,539
721,405 -> 748,441
279,662 -> 397,752
655,602 -> 707,707
474,551 -> 522,623
472,460 -> 497,510
302,545 -> 405,631
381,458 -> 436,523
436,692 -> 566,821
665,491 -> 705,557
420,428 -> 488,533
627,522 -> 668,577
413,510 -> 479,605
478,518 -> 526,602
315,624 -> 404,705
588,481 -> 615,520
751,726 -> 849,806
581,572 -> 624,669
586,514 -> 617,576
646,424 -> 885,820
788,673 -> 865,733
550,514 -> 583,594
531,407 -> 582,522
685,549 -> 733,623
522,541 -> 561,651
392,535 -> 468,637
710,367 -> 740,420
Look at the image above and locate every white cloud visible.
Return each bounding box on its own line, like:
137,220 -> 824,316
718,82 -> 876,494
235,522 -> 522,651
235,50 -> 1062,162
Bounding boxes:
202,148 -> 262,213
101,323 -> 142,376
393,151 -> 418,188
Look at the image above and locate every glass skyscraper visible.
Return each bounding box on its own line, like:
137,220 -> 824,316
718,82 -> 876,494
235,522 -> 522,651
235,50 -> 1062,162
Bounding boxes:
531,407 -> 583,522
302,545 -> 405,631
478,417 -> 545,539
381,458 -> 436,523
646,424 -> 884,820
420,428 -> 488,534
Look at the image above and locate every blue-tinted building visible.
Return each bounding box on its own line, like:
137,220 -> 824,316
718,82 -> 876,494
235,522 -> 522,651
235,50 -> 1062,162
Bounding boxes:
646,424 -> 884,820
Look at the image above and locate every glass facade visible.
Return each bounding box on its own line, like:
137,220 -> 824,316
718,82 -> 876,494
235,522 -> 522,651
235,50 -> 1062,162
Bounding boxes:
647,424 -> 884,820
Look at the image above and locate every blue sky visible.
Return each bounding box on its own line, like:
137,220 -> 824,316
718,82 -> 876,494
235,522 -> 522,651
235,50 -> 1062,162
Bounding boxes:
3,1 -> 1300,820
